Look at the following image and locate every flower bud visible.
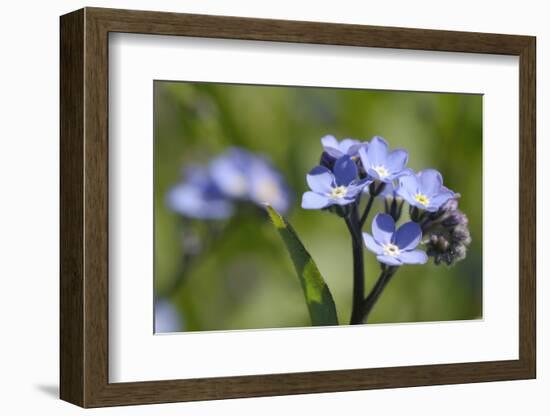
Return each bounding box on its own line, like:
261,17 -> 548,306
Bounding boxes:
422,195 -> 471,266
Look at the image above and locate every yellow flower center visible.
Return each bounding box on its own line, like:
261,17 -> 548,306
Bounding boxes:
414,193 -> 430,206
373,165 -> 389,179
382,243 -> 401,257
330,186 -> 348,199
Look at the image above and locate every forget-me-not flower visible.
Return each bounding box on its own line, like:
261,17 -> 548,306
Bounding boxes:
302,155 -> 371,209
209,147 -> 290,213
209,148 -> 255,200
247,157 -> 291,213
363,213 -> 428,266
358,136 -> 409,183
396,169 -> 454,212
167,166 -> 234,220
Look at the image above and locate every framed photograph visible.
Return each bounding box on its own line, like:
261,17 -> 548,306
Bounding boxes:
60,7 -> 536,408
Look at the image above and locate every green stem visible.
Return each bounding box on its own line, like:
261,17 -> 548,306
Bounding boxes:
360,182 -> 385,227
347,204 -> 365,325
359,194 -> 375,228
359,266 -> 398,323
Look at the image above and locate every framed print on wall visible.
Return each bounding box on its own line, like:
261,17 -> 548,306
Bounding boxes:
60,7 -> 536,408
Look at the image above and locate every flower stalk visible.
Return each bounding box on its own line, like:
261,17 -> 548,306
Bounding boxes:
359,266 -> 398,323
347,203 -> 366,324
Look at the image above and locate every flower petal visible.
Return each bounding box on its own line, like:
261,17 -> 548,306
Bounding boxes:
301,191 -> 330,209
209,156 -> 249,198
418,169 -> 443,196
398,250 -> 428,264
333,155 -> 358,186
393,221 -> 422,251
377,255 -> 402,266
426,190 -> 455,212
306,166 -> 334,193
332,196 -> 357,206
372,213 -> 395,244
366,136 -> 389,166
396,173 -> 419,202
339,138 -> 360,154
321,134 -> 339,148
347,178 -> 371,196
167,183 -> 234,219
363,232 -> 384,255
358,145 -> 370,169
321,135 -> 343,158
385,149 -> 408,174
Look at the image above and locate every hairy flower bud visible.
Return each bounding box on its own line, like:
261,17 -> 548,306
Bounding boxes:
422,194 -> 471,266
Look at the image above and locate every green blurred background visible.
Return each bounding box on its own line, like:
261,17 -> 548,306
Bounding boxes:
154,81 -> 482,332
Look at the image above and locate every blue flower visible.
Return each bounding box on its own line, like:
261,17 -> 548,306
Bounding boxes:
363,213 -> 428,266
247,156 -> 291,213
209,148 -> 255,200
167,166 -> 234,220
154,299 -> 183,333
302,155 -> 371,209
396,169 -> 455,212
209,147 -> 291,213
358,136 -> 409,183
321,135 -> 364,158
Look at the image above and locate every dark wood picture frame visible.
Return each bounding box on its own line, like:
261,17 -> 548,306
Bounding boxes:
60,7 -> 536,408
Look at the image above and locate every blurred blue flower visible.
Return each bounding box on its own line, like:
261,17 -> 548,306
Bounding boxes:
396,169 -> 455,212
210,147 -> 290,213
363,213 -> 428,266
209,148 -> 254,200
247,157 -> 291,213
167,166 -> 234,220
321,135 -> 364,158
302,155 -> 371,209
358,136 -> 409,183
168,147 -> 291,219
154,299 -> 183,333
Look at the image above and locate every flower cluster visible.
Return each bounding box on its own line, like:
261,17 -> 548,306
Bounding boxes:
302,135 -> 471,267
168,147 -> 291,219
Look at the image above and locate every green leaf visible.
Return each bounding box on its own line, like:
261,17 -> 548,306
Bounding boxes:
265,205 -> 339,326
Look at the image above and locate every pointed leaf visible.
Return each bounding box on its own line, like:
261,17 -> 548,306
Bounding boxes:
265,205 -> 339,326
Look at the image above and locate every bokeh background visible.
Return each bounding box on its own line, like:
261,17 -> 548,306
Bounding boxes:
154,81 -> 482,333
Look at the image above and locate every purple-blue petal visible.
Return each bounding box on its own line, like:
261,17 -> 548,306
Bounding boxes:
301,191 -> 330,209
426,190 -> 455,212
392,221 -> 422,251
167,183 -> 234,220
418,169 -> 443,196
306,166 -> 334,193
363,233 -> 384,255
385,149 -> 409,174
339,138 -> 361,155
333,155 -> 358,186
321,135 -> 344,158
332,196 -> 358,206
209,156 -> 249,198
358,145 -> 368,164
377,255 -> 402,266
321,134 -> 339,148
396,173 -> 419,202
371,213 -> 395,245
398,250 -> 428,264
365,136 -> 389,166
347,178 -> 371,195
